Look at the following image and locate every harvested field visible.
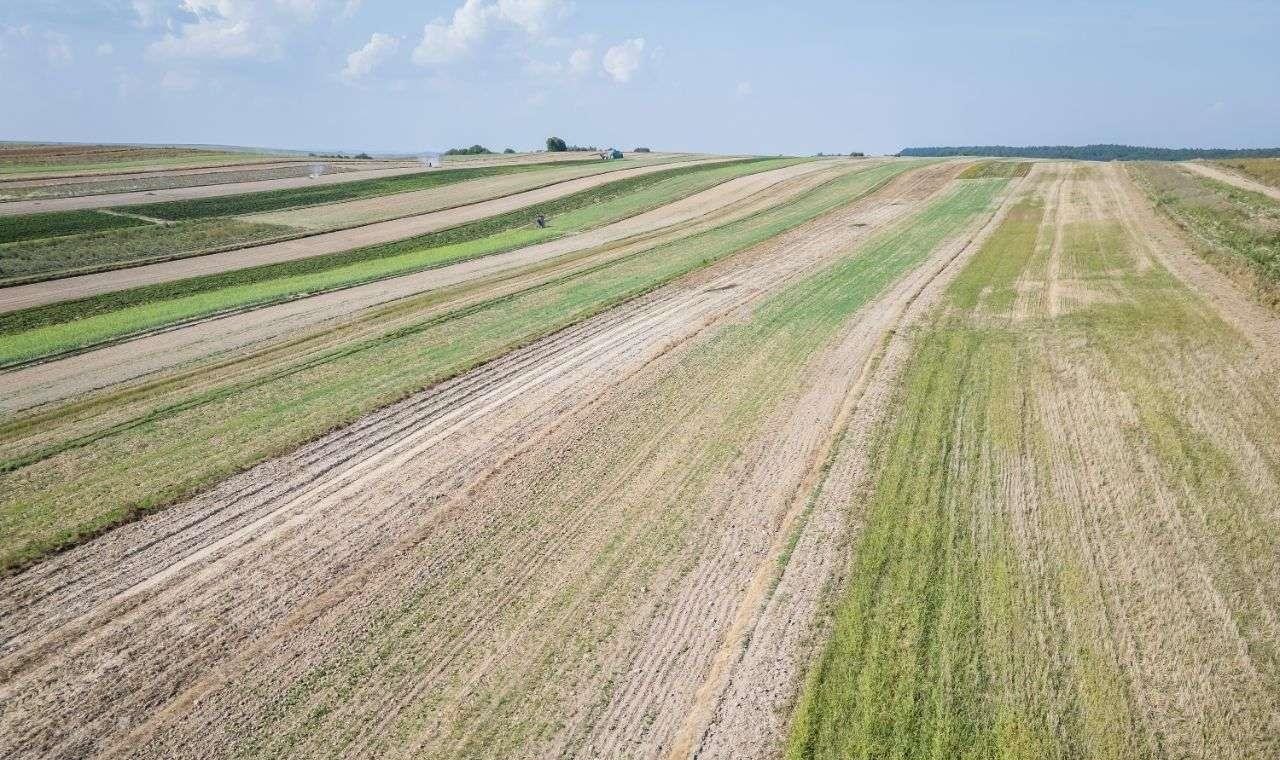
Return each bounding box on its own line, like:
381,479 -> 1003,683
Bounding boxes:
0,157 -> 1001,759
1131,161 -> 1280,308
0,144 -> 302,180
1203,158 -> 1280,195
2,148 -> 1276,760
787,162 -> 1280,759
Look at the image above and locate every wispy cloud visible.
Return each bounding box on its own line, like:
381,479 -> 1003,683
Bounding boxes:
736,80 -> 752,97
161,70 -> 199,91
568,47 -> 592,75
147,0 -> 342,61
45,32 -> 72,66
602,38 -> 644,83
341,32 -> 399,82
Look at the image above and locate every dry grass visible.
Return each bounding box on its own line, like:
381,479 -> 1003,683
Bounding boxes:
789,164 -> 1280,759
1213,158 -> 1280,189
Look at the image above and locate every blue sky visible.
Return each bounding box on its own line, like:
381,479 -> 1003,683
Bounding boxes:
1,1 -> 1277,155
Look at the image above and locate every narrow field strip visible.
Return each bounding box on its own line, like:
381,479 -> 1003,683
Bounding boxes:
0,218 -> 299,286
0,163 -> 424,216
0,208 -> 149,245
1185,160 -> 1280,201
0,160 -> 907,572
786,164 -> 1280,760
0,158 -> 797,365
1129,162 -> 1280,308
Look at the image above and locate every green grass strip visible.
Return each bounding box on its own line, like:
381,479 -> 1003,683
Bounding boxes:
0,158 -> 788,363
0,209 -> 149,245
957,161 -> 1032,179
785,192 -> 1158,759
0,159 -> 909,571
1130,162 -> 1280,307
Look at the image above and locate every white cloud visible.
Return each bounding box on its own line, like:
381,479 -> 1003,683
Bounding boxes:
97,42 -> 115,56
341,32 -> 399,82
341,0 -> 362,18
161,70 -> 199,90
45,32 -> 72,66
736,80 -> 752,97
602,37 -> 644,83
148,0 -> 341,60
412,0 -> 565,65
568,47 -> 592,75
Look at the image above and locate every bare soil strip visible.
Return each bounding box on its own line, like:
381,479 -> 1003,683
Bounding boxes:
0,165 -> 432,216
1182,160 -> 1280,202
0,161 -> 845,412
0,163 -> 973,759
0,157 -> 715,314
0,160 -> 361,190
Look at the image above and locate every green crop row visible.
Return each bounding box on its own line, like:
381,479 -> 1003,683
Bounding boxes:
957,161 -> 1032,179
0,209 -> 149,245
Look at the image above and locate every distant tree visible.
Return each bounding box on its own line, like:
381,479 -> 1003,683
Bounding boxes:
444,144 -> 493,155
354,152 -> 372,159
634,147 -> 651,153
849,151 -> 865,157
503,147 -> 516,153
546,136 -> 568,152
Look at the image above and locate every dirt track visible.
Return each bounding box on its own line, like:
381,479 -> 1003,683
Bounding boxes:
1181,160 -> 1280,202
0,157 -> 716,314
0,161 -> 846,412
0,161 -> 980,759
0,164 -> 430,215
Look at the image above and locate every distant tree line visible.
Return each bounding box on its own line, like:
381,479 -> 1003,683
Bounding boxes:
308,152 -> 373,159
444,144 -> 493,155
897,144 -> 1280,161
546,136 -> 601,152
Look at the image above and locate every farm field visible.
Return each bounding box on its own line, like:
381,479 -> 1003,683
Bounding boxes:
2,147 -> 1278,760
0,153 -> 714,307
0,142 -> 307,179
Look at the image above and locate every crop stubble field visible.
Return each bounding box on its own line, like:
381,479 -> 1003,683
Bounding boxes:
1,148 -> 1278,760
